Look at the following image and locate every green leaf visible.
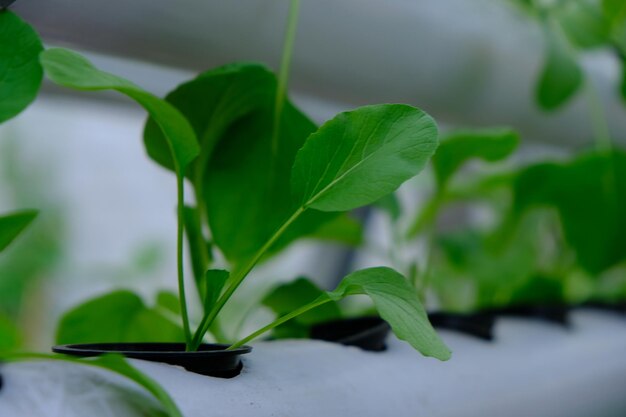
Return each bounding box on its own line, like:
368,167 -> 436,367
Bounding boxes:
512,150 -> 626,274
0,352 -> 182,417
230,267 -> 450,359
204,269 -> 229,312
0,210 -> 37,253
292,104 -> 439,212
305,213 -> 364,246
536,20 -> 583,111
205,100 -> 337,264
432,128 -> 519,187
56,290 -> 184,344
143,63 -> 275,176
263,278 -> 342,326
153,63 -> 339,265
40,48 -> 200,173
0,11 -> 44,124
327,267 -> 451,360
155,291 -> 180,315
557,1 -> 611,49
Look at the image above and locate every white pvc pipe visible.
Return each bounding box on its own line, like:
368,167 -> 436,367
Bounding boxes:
2,309 -> 626,417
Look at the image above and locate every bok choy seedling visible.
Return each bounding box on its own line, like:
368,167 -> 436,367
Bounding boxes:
40,47 -> 451,360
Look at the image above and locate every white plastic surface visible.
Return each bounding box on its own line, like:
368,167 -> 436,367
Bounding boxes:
2,309 -> 626,417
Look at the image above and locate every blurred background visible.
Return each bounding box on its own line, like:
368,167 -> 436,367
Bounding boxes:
2,0 -> 626,349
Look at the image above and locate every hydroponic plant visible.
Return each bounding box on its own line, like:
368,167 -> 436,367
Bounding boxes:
2,1 -> 452,388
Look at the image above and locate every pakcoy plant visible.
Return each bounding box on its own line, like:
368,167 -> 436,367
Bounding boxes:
4,0 -> 453,381
41,47 -> 452,365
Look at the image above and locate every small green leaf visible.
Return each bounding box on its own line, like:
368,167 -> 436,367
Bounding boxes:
263,278 -> 342,326
432,128 -> 519,187
557,1 -> 611,49
204,269 -> 229,312
305,213 -> 363,246
0,352 -> 183,417
536,21 -> 583,111
155,291 -> 180,315
327,267 -> 451,360
40,48 -> 200,173
0,210 -> 38,253
292,104 -> 439,212
0,11 -> 44,124
56,290 -> 184,344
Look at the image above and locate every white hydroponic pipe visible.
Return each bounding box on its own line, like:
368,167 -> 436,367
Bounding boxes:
13,0 -> 626,147
1,309 -> 626,417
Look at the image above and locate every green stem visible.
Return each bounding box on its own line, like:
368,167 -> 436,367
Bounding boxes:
190,206 -> 307,350
176,175 -> 192,349
228,296 -> 332,350
272,0 -> 301,155
413,190 -> 443,299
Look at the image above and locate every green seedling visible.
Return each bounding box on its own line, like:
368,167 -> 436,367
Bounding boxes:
41,48 -> 450,360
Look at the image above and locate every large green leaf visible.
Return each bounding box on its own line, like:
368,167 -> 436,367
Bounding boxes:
512,149 -> 626,274
0,210 -> 37,253
536,20 -> 583,111
0,11 -> 44,124
40,48 -> 199,173
143,63 -> 275,176
432,127 -> 519,187
147,63 -> 338,265
56,290 -> 184,344
205,105 -> 337,264
0,352 -> 182,417
326,267 -> 451,360
292,104 -> 439,212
